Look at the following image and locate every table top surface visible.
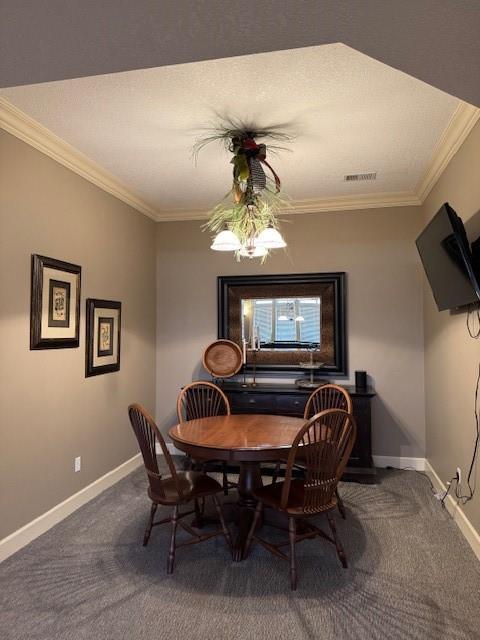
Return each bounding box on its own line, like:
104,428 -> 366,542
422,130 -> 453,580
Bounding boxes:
169,414 -> 305,452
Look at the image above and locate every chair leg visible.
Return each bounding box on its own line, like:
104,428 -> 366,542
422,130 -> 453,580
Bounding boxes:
326,512 -> 347,568
289,517 -> 298,590
336,488 -> 346,519
212,494 -> 233,551
245,501 -> 263,557
271,461 -> 281,485
222,462 -> 229,495
167,505 -> 179,574
143,502 -> 158,546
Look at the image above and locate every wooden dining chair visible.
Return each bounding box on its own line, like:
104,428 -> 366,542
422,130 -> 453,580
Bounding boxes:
246,408 -> 356,590
177,381 -> 236,495
304,383 -> 353,420
272,383 -> 353,519
128,403 -> 232,574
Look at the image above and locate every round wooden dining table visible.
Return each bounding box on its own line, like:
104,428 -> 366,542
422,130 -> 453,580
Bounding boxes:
169,413 -> 305,560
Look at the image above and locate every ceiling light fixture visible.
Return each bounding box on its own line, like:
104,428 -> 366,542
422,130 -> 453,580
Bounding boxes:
194,119 -> 291,261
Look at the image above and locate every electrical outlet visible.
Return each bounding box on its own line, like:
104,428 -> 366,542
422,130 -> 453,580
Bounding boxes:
74,456 -> 81,473
456,467 -> 462,486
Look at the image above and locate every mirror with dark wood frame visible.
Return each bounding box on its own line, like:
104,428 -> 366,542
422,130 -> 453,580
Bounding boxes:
217,273 -> 347,376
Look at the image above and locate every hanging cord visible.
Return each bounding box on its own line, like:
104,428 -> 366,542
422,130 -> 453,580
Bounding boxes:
441,304 -> 480,507
443,362 -> 479,507
466,303 -> 480,338
453,362 -> 480,504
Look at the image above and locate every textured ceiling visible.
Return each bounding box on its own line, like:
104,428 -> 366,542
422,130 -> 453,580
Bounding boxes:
0,43 -> 460,214
1,1 -> 479,107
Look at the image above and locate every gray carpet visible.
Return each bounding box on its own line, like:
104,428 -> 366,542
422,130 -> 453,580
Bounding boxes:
1,463 -> 480,640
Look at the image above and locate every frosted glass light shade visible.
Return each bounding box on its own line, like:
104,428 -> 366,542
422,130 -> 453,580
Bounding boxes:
210,229 -> 241,251
256,226 -> 286,249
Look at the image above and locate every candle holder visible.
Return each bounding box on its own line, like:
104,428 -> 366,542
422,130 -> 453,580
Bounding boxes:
241,338 -> 248,387
243,347 -> 260,387
241,362 -> 248,387
251,348 -> 258,387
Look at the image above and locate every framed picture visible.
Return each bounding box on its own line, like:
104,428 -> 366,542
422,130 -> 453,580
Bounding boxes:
30,254 -> 81,349
85,299 -> 121,377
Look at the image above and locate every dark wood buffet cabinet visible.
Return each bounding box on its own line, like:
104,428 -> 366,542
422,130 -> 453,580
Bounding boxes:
219,381 -> 376,481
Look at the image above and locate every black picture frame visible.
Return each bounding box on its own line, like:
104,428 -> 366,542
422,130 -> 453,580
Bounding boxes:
86,299 -> 121,377
218,272 -> 347,376
30,254 -> 81,349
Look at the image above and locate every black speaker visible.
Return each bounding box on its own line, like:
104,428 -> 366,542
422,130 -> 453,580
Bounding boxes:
355,370 -> 367,390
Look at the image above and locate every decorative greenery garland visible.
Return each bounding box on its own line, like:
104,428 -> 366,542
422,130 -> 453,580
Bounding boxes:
194,120 -> 292,260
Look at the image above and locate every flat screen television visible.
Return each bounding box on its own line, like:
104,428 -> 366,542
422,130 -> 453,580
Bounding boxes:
416,202 -> 480,311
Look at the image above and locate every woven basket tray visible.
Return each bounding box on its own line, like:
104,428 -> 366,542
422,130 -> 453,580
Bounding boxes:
203,339 -> 243,378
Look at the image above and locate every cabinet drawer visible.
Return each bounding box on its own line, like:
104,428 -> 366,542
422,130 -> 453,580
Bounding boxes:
275,394 -> 305,415
229,393 -> 276,412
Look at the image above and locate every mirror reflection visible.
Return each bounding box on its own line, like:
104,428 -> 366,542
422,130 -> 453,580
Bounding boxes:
241,297 -> 321,349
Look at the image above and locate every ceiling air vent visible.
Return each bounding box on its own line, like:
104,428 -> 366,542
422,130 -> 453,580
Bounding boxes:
344,172 -> 377,182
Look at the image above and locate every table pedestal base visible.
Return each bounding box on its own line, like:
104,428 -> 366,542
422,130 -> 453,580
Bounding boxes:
230,461 -> 264,561
191,460 -> 266,561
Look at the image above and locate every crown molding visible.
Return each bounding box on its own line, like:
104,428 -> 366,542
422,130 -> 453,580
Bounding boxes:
282,192 -> 422,214
0,98 -> 160,221
415,101 -> 480,203
155,191 -> 422,222
1,97 -> 478,223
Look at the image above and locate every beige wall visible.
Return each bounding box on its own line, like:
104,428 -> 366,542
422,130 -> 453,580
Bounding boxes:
422,120 -> 480,535
0,131 -> 156,539
156,206 -> 426,459
3,113 -> 478,543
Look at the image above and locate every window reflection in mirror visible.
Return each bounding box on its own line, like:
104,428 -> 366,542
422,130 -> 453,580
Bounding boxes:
241,297 -> 321,349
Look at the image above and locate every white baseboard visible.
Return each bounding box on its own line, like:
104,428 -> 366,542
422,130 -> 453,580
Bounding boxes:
424,459 -> 480,561
0,453 -> 142,564
373,455 -> 426,471
157,442 -> 185,456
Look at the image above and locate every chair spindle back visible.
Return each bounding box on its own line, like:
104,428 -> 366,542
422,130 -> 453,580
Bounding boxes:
177,381 -> 230,423
281,409 -> 356,514
304,383 -> 353,420
128,403 -> 182,499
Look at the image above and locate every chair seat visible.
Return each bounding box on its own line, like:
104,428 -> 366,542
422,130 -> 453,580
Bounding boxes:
252,479 -> 337,515
148,471 -> 223,505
